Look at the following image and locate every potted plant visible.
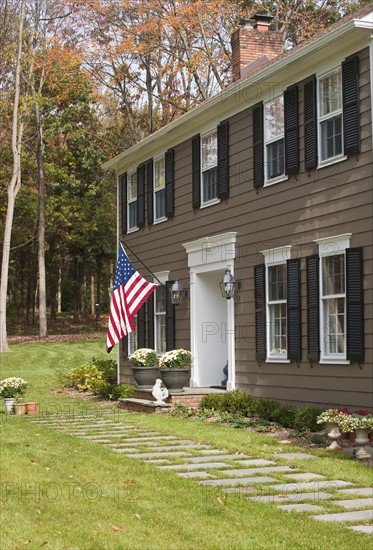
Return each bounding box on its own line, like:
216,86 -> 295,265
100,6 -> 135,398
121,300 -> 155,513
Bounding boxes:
316,408 -> 348,450
13,399 -> 27,416
128,348 -> 159,389
338,412 -> 373,459
159,349 -> 192,391
0,377 -> 28,414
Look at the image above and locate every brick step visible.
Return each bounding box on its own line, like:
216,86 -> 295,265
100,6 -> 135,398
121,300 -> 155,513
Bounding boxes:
119,398 -> 171,414
133,387 -> 225,410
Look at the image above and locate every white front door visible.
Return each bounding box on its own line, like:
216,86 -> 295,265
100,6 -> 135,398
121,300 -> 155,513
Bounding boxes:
183,233 -> 237,390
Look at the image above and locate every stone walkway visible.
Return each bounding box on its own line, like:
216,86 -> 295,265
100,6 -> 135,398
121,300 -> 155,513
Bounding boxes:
29,410 -> 373,536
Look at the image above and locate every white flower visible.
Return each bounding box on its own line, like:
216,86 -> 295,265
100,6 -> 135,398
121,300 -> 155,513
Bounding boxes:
0,377 -> 28,398
129,349 -> 157,368
159,349 -> 192,370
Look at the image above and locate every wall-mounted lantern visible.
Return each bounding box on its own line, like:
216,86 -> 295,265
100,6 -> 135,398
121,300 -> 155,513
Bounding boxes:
219,269 -> 239,300
170,280 -> 184,305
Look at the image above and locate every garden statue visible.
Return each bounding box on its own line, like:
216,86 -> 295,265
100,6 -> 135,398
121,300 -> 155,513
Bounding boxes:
152,379 -> 169,403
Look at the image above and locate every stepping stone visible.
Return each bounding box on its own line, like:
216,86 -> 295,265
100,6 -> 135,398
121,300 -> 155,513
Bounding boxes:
199,476 -> 276,486
218,466 -> 296,476
339,488 -> 373,497
139,444 -> 210,452
268,480 -> 353,492
106,436 -> 177,444
177,472 -> 216,479
81,439 -> 111,443
283,473 -> 326,481
332,498 -> 373,509
82,433 -> 138,439
159,462 -> 230,471
183,455 -> 251,463
122,451 -> 191,459
313,510 -> 373,522
144,459 -> 171,464
236,459 -> 275,467
249,492 -> 334,503
223,487 -> 257,494
277,503 -> 325,513
273,453 -> 315,460
197,450 -> 227,455
348,525 -> 373,534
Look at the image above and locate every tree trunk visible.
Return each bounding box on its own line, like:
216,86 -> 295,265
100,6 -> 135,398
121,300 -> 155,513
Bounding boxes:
90,274 -> 95,318
36,102 -> 47,337
57,266 -> 62,314
0,0 -> 25,352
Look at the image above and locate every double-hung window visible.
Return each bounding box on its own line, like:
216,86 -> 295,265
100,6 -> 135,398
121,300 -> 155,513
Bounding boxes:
318,68 -> 343,163
201,129 -> 218,204
127,171 -> 137,231
153,272 -> 169,355
263,246 -> 291,361
154,156 -> 166,221
128,315 -> 138,356
316,235 -> 350,362
264,96 -> 285,183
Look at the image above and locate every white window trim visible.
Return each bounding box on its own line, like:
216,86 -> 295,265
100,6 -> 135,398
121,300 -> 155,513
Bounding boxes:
201,127 -> 220,207
127,169 -> 138,232
314,234 -> 351,364
317,66 -> 346,169
262,246 -> 291,363
128,314 -> 138,356
153,155 -> 167,224
264,95 -> 286,186
154,271 -> 169,355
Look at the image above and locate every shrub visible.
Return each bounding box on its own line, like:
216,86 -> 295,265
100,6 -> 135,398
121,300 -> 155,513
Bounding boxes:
254,398 -> 281,421
200,389 -> 255,416
110,384 -> 135,400
68,364 -> 103,392
91,358 -> 117,384
295,406 -> 322,432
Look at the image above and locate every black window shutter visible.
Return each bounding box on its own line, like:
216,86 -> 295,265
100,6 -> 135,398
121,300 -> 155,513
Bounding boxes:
217,120 -> 229,199
137,304 -> 146,348
120,173 -> 127,234
306,255 -> 320,362
253,103 -> 264,188
342,55 -> 360,156
346,247 -> 364,363
147,294 -> 154,349
304,76 -> 318,171
287,258 -> 301,362
192,135 -> 201,209
284,85 -> 299,176
137,164 -> 145,227
166,281 -> 175,350
254,264 -> 266,361
165,149 -> 175,217
146,159 -> 154,226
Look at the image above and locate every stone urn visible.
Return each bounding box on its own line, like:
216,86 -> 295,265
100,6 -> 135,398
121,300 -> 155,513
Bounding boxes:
326,422 -> 342,451
159,369 -> 191,392
131,366 -> 160,389
354,428 -> 371,460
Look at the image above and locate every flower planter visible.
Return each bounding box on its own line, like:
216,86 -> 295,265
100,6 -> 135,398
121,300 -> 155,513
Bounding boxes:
3,398 -> 15,414
131,366 -> 160,389
25,402 -> 39,415
160,369 -> 191,391
14,402 -> 27,415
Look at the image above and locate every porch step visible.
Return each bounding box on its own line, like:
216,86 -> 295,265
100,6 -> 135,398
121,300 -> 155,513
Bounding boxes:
119,398 -> 172,414
133,387 -> 225,410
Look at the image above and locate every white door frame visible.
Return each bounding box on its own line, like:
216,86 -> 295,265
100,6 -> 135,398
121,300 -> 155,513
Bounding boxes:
183,232 -> 237,390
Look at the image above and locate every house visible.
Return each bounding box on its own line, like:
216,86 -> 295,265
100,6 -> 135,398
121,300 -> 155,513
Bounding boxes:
103,7 -> 373,409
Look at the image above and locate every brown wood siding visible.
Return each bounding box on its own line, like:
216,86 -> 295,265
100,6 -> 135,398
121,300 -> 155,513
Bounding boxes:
119,47 -> 372,407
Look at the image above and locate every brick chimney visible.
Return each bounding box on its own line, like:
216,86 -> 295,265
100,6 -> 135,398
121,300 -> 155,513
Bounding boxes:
231,14 -> 283,82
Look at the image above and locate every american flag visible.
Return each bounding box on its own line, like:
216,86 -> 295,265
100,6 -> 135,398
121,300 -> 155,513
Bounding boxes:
106,245 -> 157,353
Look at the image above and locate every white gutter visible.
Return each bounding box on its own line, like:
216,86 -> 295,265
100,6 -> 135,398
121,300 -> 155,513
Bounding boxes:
103,14 -> 372,172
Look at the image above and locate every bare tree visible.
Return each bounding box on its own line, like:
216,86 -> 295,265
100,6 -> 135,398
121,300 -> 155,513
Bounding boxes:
0,0 -> 25,352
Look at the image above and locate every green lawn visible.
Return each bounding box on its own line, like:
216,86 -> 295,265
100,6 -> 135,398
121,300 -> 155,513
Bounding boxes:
0,339 -> 371,549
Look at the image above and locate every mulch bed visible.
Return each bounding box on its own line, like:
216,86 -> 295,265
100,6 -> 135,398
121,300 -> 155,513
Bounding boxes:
8,333 -> 105,345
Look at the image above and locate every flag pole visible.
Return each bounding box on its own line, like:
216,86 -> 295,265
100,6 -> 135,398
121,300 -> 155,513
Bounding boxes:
119,238 -> 166,287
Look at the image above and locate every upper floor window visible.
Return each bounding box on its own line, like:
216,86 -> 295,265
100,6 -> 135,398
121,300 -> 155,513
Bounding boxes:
264,96 -> 285,183
127,171 -> 137,231
201,129 -> 218,205
318,68 -> 343,163
154,156 -> 166,222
